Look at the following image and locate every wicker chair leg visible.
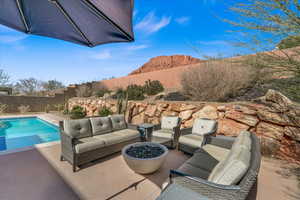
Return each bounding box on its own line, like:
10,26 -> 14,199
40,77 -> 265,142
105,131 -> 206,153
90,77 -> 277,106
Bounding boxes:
73,164 -> 77,172
60,155 -> 64,161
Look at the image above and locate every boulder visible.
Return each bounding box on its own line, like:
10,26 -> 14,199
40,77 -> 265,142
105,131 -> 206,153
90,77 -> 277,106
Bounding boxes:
265,89 -> 293,108
225,110 -> 259,127
260,136 -> 281,156
131,113 -> 147,124
256,122 -> 284,141
180,104 -> 197,111
284,126 -> 300,141
193,105 -> 218,119
145,105 -> 157,117
232,105 -> 257,115
179,110 -> 194,121
217,119 -> 249,136
169,104 -> 181,112
257,108 -> 295,126
162,110 -> 178,116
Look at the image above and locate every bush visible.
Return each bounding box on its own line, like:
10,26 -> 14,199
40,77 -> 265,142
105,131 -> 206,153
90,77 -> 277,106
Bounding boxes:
144,80 -> 164,95
181,60 -> 258,101
98,107 -> 113,117
70,106 -> 86,119
18,105 -> 31,113
0,104 -> 8,114
126,84 -> 145,100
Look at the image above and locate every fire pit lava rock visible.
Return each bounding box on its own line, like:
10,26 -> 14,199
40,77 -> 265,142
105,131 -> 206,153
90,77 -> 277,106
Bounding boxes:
122,142 -> 169,174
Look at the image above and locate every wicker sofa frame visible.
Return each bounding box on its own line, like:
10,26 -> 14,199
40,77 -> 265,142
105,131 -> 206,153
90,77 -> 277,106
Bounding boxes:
59,120 -> 140,172
160,134 -> 261,200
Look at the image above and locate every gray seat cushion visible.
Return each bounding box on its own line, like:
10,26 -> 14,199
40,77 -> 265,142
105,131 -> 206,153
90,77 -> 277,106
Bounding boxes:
192,118 -> 217,136
161,116 -> 179,130
197,144 -> 230,162
177,163 -> 210,180
94,129 -> 139,145
208,147 -> 251,185
75,137 -> 106,154
110,114 -> 127,131
90,117 -> 112,136
178,134 -> 204,148
63,119 -> 92,139
186,151 -> 220,172
153,129 -> 173,139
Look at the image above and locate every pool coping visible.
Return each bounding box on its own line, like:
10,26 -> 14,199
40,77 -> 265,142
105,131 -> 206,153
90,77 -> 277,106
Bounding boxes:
0,114 -> 63,155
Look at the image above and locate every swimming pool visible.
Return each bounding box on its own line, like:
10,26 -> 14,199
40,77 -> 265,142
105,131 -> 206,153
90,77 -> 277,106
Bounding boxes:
0,117 -> 60,151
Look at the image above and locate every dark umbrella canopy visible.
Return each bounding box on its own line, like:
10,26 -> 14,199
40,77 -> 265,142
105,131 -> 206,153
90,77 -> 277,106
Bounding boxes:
0,0 -> 134,47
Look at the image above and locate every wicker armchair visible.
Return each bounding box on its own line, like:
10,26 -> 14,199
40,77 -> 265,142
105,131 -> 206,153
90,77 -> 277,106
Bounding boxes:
151,116 -> 182,148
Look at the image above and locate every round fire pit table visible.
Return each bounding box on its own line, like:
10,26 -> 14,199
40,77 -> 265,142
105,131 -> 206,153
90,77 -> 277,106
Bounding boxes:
122,142 -> 169,174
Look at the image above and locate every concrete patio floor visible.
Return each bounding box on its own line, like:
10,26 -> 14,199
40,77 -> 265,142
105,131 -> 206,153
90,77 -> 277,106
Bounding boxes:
0,143 -> 299,200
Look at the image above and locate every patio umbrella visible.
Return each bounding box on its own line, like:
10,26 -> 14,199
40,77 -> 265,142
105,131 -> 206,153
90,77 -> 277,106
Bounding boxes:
0,0 -> 134,47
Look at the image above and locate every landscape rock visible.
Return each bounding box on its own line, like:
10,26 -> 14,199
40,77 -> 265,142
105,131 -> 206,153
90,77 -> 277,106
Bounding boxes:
284,126 -> 300,141
225,110 -> 259,126
257,108 -> 293,126
145,105 -> 157,117
179,110 -> 194,121
180,104 -> 197,111
256,122 -> 284,141
265,89 -> 293,108
217,119 -> 249,136
193,105 -> 218,119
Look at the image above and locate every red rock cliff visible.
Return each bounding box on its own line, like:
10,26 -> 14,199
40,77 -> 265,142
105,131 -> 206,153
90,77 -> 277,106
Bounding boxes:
129,55 -> 202,75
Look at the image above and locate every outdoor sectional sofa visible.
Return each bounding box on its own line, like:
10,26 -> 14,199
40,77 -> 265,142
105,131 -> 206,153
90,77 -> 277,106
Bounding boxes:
157,131 -> 261,200
59,114 -> 141,172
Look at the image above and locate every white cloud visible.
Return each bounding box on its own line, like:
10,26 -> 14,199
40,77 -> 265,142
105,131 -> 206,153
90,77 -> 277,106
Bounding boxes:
175,17 -> 190,25
90,50 -> 112,60
135,12 -> 171,34
127,44 -> 148,51
0,25 -> 28,43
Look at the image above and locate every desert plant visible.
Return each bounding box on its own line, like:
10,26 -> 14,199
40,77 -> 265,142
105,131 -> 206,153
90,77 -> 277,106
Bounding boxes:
117,91 -> 128,114
98,107 -> 113,117
143,80 -> 164,95
92,82 -> 110,97
0,103 -> 8,114
70,106 -> 86,119
181,61 -> 258,101
126,84 -> 145,100
18,105 -> 31,113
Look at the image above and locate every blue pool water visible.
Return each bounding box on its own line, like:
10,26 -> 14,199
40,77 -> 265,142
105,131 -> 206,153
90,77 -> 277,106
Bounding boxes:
0,117 -> 60,151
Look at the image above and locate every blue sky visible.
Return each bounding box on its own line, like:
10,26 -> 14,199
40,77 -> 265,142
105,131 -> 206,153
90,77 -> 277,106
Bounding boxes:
0,0 -> 248,85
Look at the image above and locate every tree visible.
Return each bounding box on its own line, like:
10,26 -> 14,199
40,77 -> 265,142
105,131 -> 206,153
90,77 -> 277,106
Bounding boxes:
226,0 -> 300,77
0,69 -> 10,87
42,80 -> 65,91
278,35 -> 300,49
14,78 -> 42,95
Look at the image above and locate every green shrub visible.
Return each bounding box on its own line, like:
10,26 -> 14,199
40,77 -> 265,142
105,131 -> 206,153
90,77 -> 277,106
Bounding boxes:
126,84 -> 145,100
144,80 -> 164,95
98,107 -> 113,117
70,106 -> 86,119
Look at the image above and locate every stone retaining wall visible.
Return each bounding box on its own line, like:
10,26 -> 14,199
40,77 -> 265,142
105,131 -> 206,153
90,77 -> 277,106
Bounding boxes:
68,90 -> 300,164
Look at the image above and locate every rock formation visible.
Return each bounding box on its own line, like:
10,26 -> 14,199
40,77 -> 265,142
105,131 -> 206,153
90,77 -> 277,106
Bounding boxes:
129,55 -> 202,75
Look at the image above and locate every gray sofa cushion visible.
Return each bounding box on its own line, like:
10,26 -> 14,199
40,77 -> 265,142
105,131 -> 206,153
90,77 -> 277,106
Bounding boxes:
110,114 -> 127,131
179,134 -> 204,148
75,137 -> 106,154
177,163 -> 210,180
90,117 -> 112,136
161,116 -> 179,130
64,119 -> 92,139
208,147 -> 251,185
153,129 -> 174,139
200,144 -> 230,162
231,131 -> 252,151
192,118 -> 217,136
94,129 -> 139,145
